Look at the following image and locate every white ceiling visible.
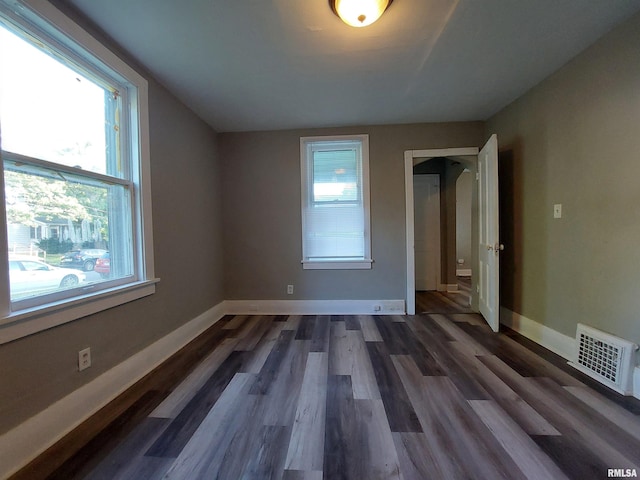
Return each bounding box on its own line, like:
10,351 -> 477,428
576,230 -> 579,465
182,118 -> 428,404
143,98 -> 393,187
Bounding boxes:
63,0 -> 640,133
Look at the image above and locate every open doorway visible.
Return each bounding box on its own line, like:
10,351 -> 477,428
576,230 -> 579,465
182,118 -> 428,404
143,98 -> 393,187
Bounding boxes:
455,169 -> 473,309
412,157 -> 473,314
404,147 -> 479,315
404,137 -> 501,331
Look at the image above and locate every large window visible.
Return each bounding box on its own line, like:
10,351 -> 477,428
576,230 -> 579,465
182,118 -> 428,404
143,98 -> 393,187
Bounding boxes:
300,135 -> 372,269
0,1 -> 155,341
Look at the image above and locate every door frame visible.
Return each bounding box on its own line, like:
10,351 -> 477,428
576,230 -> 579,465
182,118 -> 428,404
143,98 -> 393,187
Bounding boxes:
404,147 -> 479,315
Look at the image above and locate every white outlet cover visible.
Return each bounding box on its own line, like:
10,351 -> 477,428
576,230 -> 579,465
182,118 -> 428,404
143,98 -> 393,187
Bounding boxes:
553,204 -> 562,218
78,347 -> 91,371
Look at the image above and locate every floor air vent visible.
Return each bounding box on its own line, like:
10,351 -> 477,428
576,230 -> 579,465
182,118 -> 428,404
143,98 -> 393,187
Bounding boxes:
569,324 -> 637,395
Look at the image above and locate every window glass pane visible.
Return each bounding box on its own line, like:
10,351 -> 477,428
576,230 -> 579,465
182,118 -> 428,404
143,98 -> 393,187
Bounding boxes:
4,161 -> 133,303
312,149 -> 359,203
0,24 -> 116,175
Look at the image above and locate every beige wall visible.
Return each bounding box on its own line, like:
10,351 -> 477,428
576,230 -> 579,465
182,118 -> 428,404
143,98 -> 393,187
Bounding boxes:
0,61 -> 224,434
220,123 -> 484,301
488,12 -> 640,348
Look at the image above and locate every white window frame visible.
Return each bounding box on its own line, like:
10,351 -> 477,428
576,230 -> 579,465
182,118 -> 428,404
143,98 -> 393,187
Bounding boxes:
300,134 -> 372,270
0,0 -> 157,344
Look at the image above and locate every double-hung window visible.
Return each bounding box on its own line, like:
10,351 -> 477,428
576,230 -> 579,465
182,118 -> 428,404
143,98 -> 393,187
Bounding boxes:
0,1 -> 155,341
300,135 -> 372,269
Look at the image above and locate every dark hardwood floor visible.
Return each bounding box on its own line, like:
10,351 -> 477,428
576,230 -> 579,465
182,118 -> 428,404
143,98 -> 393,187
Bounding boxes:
12,290 -> 640,479
416,276 -> 473,314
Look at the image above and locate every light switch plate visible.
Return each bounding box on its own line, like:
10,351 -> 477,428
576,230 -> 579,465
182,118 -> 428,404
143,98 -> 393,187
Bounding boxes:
554,204 -> 562,219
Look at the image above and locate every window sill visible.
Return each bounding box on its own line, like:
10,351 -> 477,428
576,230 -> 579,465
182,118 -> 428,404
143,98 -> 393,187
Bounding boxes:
0,279 -> 160,345
302,259 -> 373,270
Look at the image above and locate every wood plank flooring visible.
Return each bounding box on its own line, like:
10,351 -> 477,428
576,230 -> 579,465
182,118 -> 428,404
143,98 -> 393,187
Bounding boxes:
416,276 -> 473,314
12,297 -> 640,480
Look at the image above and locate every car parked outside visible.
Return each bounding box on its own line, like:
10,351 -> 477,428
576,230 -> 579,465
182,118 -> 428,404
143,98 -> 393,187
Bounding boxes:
60,249 -> 107,271
9,256 -> 86,300
94,252 -> 110,278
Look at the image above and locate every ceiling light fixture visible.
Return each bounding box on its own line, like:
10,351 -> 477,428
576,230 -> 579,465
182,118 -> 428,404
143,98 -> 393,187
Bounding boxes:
329,0 -> 393,28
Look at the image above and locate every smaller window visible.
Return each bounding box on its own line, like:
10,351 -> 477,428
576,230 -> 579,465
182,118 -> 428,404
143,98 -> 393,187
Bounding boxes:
300,135 -> 372,270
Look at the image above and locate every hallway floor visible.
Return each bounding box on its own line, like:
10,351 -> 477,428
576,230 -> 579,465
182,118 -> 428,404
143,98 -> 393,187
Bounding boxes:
416,276 -> 472,314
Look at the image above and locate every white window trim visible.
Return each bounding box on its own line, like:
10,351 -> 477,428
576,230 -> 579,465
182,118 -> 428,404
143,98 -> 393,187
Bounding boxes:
300,134 -> 372,270
0,0 -> 157,344
302,259 -> 373,270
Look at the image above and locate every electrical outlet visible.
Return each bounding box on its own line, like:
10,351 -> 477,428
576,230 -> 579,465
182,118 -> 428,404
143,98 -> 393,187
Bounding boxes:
287,284 -> 294,295
78,347 -> 91,371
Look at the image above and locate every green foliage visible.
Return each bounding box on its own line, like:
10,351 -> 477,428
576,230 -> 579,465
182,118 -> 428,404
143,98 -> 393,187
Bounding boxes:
65,181 -> 108,224
4,170 -> 91,226
37,237 -> 74,254
4,168 -> 109,242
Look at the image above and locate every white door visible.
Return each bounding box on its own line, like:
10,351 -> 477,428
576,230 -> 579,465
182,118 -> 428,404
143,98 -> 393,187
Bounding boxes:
413,174 -> 440,291
478,134 -> 500,332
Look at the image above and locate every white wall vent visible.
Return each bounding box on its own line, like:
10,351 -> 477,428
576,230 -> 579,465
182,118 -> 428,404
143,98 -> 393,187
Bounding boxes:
569,324 -> 638,395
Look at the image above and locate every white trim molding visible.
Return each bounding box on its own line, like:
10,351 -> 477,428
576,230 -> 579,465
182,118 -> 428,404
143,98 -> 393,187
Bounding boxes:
223,299 -> 405,315
456,268 -> 472,277
0,301 -> 227,480
302,259 -> 373,270
411,147 -> 479,162
404,151 -> 416,315
634,367 -> 640,400
0,280 -> 159,345
499,306 -> 575,361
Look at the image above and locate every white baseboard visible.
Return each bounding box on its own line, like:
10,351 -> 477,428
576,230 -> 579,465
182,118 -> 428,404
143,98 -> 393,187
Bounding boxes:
501,307 -> 640,399
499,307 -> 575,361
0,301 -> 227,480
223,299 -> 405,315
456,269 -> 472,277
437,284 -> 458,293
